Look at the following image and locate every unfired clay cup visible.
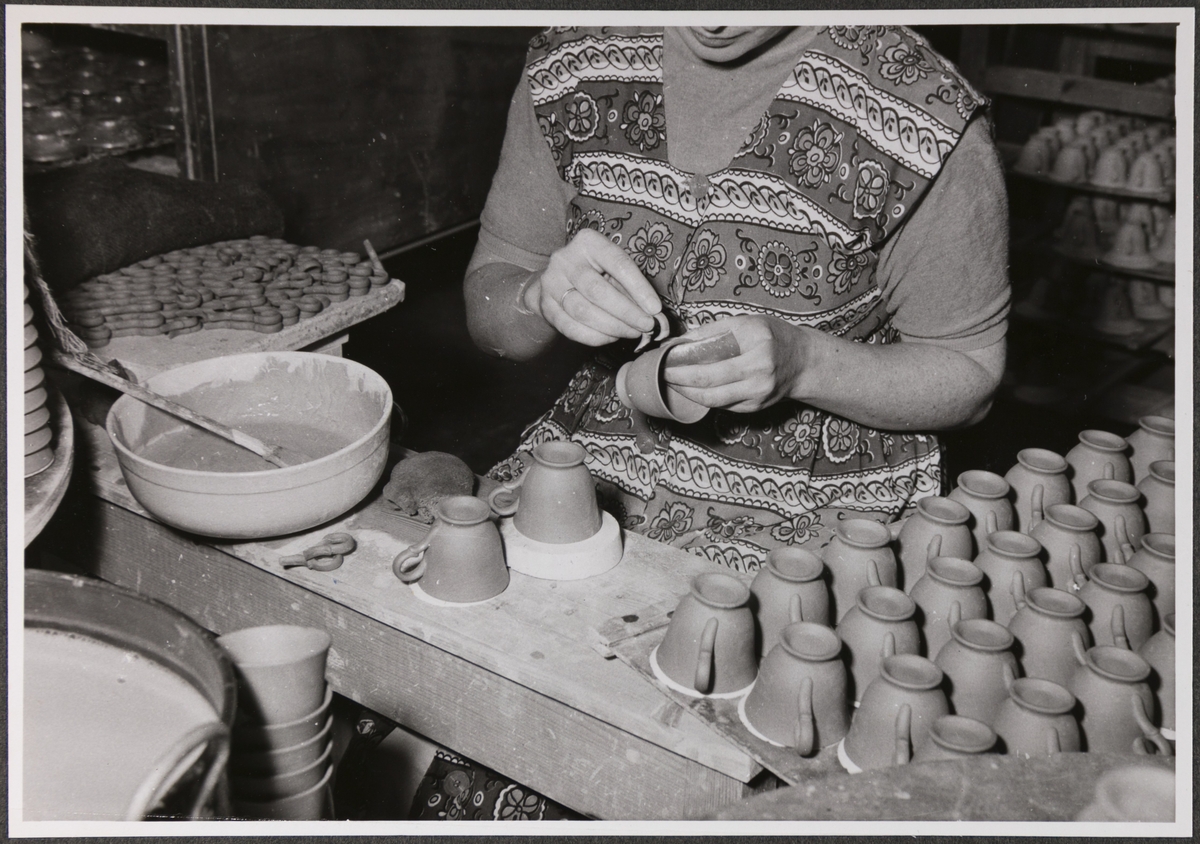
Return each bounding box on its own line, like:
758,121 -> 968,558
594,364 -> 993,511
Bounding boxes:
394,495 -> 509,602
1127,152 -> 1166,194
231,715 -> 333,777
230,742 -> 333,800
841,654 -> 949,771
1007,586 -> 1091,686
218,625 -> 332,724
1090,146 -> 1129,188
749,548 -> 830,659
656,572 -> 757,696
233,763 -> 332,820
948,469 -> 1014,555
487,440 -> 602,544
615,339 -> 708,424
1066,430 -> 1132,503
1050,143 -> 1089,182
911,715 -> 996,762
233,685 -> 333,751
1003,448 -> 1070,533
992,676 -> 1080,757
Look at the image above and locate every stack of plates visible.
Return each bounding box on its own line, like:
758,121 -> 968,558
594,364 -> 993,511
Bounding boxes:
24,286 -> 54,478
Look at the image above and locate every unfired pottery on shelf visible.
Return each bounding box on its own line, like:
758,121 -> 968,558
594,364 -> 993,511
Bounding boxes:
1126,533 -> 1175,626
973,530 -> 1046,627
991,676 -> 1080,758
1029,503 -> 1102,589
1126,415 -> 1174,485
742,622 -> 849,754
894,496 -> 971,593
841,654 -> 949,772
1066,640 -> 1170,756
749,548 -> 830,659
907,556 -> 987,660
1138,461 -> 1175,536
216,625 -> 332,726
655,572 -> 757,697
393,495 -> 510,604
1074,562 -> 1153,651
934,618 -> 1019,725
948,470 -> 1014,557
822,519 -> 896,621
1065,430 -> 1132,504
835,585 -> 919,704
1007,586 -> 1091,687
910,715 -> 996,762
1003,448 -> 1071,534
488,440 -> 602,545
1137,613 -> 1175,737
1078,479 -> 1146,563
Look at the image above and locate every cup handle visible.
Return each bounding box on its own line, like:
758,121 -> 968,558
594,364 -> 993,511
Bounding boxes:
1114,515 -> 1135,564
793,676 -> 815,756
894,703 -> 912,767
1010,571 -> 1025,610
887,519 -> 905,542
1070,630 -> 1088,666
866,558 -> 882,588
1045,726 -> 1061,755
693,617 -> 719,694
1001,660 -> 1016,693
1103,462 -> 1115,480
392,523 -> 441,582
881,631 -> 896,660
926,534 -> 942,562
948,600 -> 962,632
1068,544 -> 1086,591
1111,604 -> 1130,650
487,472 -> 527,518
789,593 -> 803,624
1030,484 -> 1045,526
1131,694 -> 1172,757
985,510 -> 999,537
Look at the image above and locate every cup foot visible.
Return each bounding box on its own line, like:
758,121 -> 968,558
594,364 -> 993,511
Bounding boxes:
648,644 -> 754,700
837,737 -> 863,775
408,581 -> 503,607
500,511 -> 623,580
736,691 -> 785,747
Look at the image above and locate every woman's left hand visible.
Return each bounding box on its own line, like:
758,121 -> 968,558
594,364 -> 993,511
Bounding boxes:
663,316 -> 810,413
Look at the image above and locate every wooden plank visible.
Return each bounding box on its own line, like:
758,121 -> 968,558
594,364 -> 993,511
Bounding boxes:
68,415 -> 760,784
89,281 -> 404,381
713,752 -> 1176,822
41,499 -> 753,819
983,66 -> 1175,118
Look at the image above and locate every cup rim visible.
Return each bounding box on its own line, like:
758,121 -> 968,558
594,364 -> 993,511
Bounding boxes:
1146,461 -> 1175,485
916,496 -> 970,526
234,715 -> 333,764
690,571 -> 750,610
1138,415 -> 1175,438
880,654 -> 943,690
955,469 -> 1010,500
834,518 -> 891,549
231,736 -> 333,784
1010,677 -> 1076,715
235,684 -> 333,735
780,622 -> 842,662
984,530 -> 1042,559
1084,479 -> 1139,504
531,440 -> 586,469
950,618 -> 1014,652
217,625 -> 332,670
1078,429 -> 1127,453
1025,586 -> 1085,618
1140,533 -> 1175,561
1016,448 -> 1068,475
1088,562 -> 1150,594
1085,645 -> 1151,683
232,761 -> 334,811
765,548 -> 824,583
929,715 -> 996,753
926,556 -> 983,588
856,585 -> 915,622
1043,504 -> 1099,533
436,494 -> 492,526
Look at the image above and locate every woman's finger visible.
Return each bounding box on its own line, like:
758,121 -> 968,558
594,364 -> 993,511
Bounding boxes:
542,293 -> 622,346
669,379 -> 756,409
573,269 -> 658,334
662,356 -> 752,389
576,230 -> 662,316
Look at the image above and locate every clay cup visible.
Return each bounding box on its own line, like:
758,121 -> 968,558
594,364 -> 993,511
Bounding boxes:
394,495 -> 510,603
488,441 -> 602,544
655,572 -> 757,696
217,625 -> 332,725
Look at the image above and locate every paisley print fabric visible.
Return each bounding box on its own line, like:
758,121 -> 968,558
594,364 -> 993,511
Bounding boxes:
493,26 -> 984,572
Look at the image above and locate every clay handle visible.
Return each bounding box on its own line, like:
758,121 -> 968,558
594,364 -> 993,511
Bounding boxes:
694,617 -> 719,694
1009,571 -> 1026,610
1131,694 -> 1172,756
1068,544 -> 1086,591
487,472 -> 526,517
1102,462 -> 1115,480
1030,484 -> 1045,526
1045,726 -> 1062,755
1001,660 -> 1017,692
894,703 -> 912,767
793,676 -> 816,756
1111,604 -> 1130,650
1114,515 -> 1134,564
881,631 -> 896,660
789,593 -> 803,624
926,534 -> 942,563
948,600 -> 962,632
392,524 -> 441,582
985,510 -> 999,537
1070,630 -> 1089,666
866,558 -> 882,588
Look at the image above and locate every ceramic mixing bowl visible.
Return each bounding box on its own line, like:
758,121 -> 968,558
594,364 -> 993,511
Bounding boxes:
107,352 -> 392,539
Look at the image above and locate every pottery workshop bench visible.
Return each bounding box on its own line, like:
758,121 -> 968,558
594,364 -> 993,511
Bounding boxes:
43,412 -> 771,820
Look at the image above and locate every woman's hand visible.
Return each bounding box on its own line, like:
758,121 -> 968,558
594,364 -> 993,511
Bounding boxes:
525,229 -> 663,346
663,316 -> 810,413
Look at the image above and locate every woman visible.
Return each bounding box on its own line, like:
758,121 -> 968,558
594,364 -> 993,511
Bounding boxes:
465,25 -> 1010,572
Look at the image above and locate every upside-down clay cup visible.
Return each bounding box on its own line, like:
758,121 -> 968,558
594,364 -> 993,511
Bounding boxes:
822,519 -> 897,621
1073,562 -> 1154,652
894,497 -> 972,592
1067,640 -> 1171,756
1004,448 -> 1071,533
1079,479 -> 1146,563
1066,430 -> 1132,504
217,625 -> 333,724
655,572 -> 757,696
1030,503 -> 1102,589
836,586 -> 920,704
948,470 -> 1014,556
911,715 -> 997,762
393,495 -> 510,603
842,655 -> 949,772
907,556 -> 987,659
992,676 -> 1081,758
615,338 -> 709,424
749,548 -> 830,659
1126,416 -> 1174,485
487,440 -> 602,544
934,618 -> 1019,724
1126,533 -> 1175,626
1137,463 -> 1175,536
974,531 -> 1047,627
1007,586 -> 1091,686
742,622 -> 849,754
1137,614 -> 1175,737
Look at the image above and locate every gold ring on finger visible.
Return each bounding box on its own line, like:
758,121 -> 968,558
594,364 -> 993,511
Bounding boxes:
559,288 -> 583,309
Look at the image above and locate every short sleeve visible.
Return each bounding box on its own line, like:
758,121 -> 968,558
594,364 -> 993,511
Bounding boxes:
475,71 -> 575,272
876,117 -> 1011,351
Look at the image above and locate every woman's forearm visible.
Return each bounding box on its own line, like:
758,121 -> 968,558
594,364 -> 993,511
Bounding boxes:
464,261 -> 558,361
791,328 -> 1005,431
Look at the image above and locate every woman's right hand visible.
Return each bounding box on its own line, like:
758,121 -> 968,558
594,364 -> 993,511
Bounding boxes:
525,229 -> 663,346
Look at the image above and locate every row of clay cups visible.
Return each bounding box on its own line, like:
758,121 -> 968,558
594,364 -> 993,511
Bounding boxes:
1019,119 -> 1174,188
1056,197 -> 1175,266
217,626 -> 335,819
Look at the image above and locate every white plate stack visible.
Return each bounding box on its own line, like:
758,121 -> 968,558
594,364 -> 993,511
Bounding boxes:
24,285 -> 54,478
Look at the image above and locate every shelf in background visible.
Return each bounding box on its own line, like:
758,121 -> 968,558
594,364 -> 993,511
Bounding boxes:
984,66 -> 1175,118
1050,245 -> 1176,284
1007,165 -> 1174,206
25,137 -> 175,175
1012,301 -> 1175,353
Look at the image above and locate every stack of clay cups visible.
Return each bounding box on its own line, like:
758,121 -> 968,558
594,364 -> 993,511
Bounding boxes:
217,625 -> 335,820
24,285 -> 55,477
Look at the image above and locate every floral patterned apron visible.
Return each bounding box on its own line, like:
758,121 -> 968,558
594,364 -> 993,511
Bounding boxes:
491,26 -> 985,572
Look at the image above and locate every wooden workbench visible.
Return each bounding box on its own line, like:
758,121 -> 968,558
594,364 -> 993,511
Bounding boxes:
41,412 -> 765,820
